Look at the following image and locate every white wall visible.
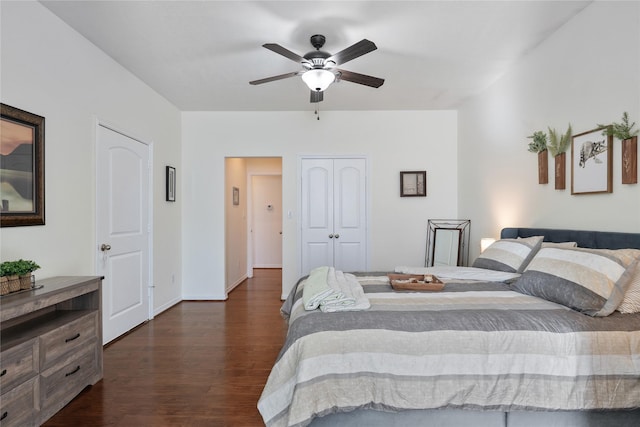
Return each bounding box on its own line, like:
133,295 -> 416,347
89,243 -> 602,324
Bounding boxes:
0,1 -> 183,315
457,0 -> 640,261
182,110 -> 458,299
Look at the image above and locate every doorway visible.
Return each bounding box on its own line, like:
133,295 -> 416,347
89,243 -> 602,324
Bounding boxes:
224,157 -> 282,293
250,175 -> 283,270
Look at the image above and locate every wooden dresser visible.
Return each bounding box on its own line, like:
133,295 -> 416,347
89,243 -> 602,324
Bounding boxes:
0,276 -> 103,426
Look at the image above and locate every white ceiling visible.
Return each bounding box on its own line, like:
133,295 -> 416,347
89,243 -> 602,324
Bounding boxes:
40,0 -> 591,112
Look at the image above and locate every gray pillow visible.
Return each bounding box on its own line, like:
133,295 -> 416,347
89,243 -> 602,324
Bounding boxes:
512,247 -> 640,316
472,236 -> 543,273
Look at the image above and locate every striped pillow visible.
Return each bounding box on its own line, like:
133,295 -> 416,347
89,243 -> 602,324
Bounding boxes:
472,236 -> 543,273
513,247 -> 640,316
617,261 -> 640,313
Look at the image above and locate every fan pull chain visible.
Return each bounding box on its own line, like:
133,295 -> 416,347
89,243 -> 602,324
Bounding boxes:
315,103 -> 320,120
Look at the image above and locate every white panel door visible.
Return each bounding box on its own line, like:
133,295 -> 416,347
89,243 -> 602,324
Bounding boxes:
252,175 -> 282,268
300,158 -> 367,276
97,124 -> 150,344
301,159 -> 334,274
333,159 -> 367,272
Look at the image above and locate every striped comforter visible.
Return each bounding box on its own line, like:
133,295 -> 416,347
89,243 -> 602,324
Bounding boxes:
257,274 -> 640,427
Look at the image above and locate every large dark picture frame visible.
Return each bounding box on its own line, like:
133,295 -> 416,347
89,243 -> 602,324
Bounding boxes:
1,103 -> 45,227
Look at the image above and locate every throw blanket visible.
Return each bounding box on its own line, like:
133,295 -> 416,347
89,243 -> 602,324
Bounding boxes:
302,266 -> 370,312
260,274 -> 640,427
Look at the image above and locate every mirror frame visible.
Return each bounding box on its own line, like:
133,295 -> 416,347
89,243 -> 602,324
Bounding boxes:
425,219 -> 470,267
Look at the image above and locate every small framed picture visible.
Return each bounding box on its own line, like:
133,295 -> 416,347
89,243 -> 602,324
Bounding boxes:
400,171 -> 427,197
571,128 -> 612,195
166,166 -> 176,202
232,187 -> 239,205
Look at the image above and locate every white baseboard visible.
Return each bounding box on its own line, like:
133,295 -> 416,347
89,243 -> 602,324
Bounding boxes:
154,297 -> 182,317
226,274 -> 248,293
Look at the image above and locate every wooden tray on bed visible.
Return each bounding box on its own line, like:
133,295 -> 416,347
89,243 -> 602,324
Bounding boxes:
388,273 -> 445,291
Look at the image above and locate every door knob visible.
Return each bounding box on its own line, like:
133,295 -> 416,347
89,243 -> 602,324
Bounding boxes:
100,244 -> 111,252
334,234 -> 340,239
329,234 -> 334,238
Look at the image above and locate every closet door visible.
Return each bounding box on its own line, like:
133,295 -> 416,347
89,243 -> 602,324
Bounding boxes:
300,158 -> 367,276
332,159 -> 367,272
301,158 -> 334,274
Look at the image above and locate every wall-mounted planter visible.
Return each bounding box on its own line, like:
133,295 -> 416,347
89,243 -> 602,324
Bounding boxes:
622,136 -> 637,184
538,150 -> 548,184
554,152 -> 566,190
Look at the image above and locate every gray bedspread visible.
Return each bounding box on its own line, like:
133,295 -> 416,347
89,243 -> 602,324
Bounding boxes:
257,275 -> 640,427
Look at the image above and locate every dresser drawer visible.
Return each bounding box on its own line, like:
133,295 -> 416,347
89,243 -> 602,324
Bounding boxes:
39,312 -> 97,369
0,376 -> 38,427
0,339 -> 38,392
39,342 -> 98,420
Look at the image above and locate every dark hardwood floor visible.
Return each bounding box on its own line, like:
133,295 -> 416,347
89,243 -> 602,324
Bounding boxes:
44,269 -> 288,427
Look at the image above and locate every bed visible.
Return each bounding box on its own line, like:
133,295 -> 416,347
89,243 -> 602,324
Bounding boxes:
258,228 -> 640,427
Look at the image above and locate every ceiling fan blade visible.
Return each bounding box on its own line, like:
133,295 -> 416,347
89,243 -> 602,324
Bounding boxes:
327,39 -> 377,66
263,43 -> 308,64
310,90 -> 324,103
249,71 -> 299,85
337,69 -> 385,88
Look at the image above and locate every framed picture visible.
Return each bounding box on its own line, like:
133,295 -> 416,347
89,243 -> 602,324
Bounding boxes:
1,103 -> 45,227
400,171 -> 426,197
232,187 -> 239,205
571,127 -> 612,195
166,166 -> 176,201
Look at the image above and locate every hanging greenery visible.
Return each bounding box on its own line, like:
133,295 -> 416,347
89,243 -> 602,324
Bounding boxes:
547,124 -> 572,157
598,112 -> 639,140
526,131 -> 548,153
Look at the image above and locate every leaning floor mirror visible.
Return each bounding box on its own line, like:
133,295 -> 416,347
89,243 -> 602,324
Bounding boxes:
425,219 -> 471,267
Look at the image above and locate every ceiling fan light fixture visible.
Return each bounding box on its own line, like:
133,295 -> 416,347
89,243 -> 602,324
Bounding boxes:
302,69 -> 335,92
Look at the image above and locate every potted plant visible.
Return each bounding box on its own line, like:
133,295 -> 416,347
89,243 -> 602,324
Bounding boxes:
598,112 -> 638,184
547,124 -> 572,190
527,130 -> 548,184
0,259 -> 40,292
1,260 -> 22,293
0,263 -> 9,295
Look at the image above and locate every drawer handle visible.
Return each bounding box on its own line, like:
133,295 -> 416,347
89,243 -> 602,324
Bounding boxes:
65,333 -> 81,343
1,411 -> 7,421
0,368 -> 6,377
65,365 -> 81,377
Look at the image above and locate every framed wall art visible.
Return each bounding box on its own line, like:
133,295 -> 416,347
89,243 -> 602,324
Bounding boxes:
166,166 -> 176,202
400,171 -> 426,197
232,187 -> 239,205
571,127 -> 612,195
0,103 -> 45,227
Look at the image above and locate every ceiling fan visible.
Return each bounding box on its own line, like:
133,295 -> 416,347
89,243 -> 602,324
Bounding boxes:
249,34 -> 385,103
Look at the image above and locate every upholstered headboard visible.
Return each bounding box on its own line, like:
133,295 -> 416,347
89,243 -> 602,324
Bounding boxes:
501,227 -> 640,250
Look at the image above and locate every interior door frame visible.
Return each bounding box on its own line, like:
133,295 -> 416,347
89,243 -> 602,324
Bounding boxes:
246,172 -> 283,278
297,154 -> 371,278
94,117 -> 154,321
